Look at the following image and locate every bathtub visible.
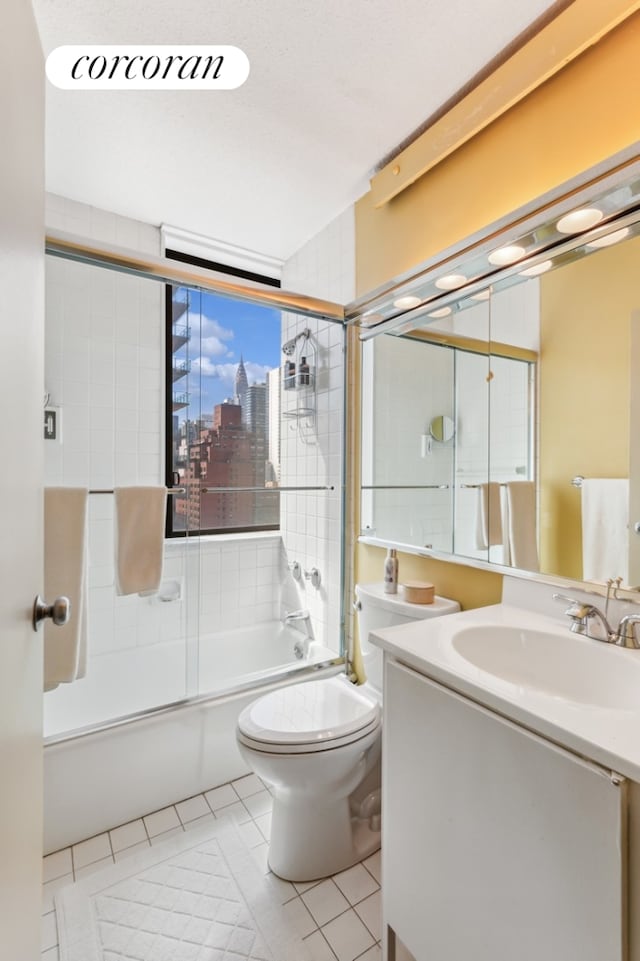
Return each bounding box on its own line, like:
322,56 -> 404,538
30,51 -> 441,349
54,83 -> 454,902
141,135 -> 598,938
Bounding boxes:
43,622 -> 340,854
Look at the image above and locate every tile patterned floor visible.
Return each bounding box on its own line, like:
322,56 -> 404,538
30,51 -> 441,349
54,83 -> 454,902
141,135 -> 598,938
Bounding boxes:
42,773 -> 382,961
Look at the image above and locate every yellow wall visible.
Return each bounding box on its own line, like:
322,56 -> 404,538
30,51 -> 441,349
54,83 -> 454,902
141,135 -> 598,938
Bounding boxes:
356,12 -> 640,295
539,237 -> 638,577
353,11 -> 640,610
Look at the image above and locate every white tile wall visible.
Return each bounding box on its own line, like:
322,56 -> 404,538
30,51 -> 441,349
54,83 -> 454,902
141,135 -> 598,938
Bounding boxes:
362,335 -> 455,550
44,195 -> 325,734
279,206 -> 354,651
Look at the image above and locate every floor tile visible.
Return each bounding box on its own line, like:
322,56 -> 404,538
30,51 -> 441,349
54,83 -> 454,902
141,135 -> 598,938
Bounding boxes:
263,871 -> 297,905
42,873 -> 73,915
175,794 -> 211,824
41,911 -> 58,952
113,840 -> 150,862
143,805 -> 181,837
302,879 -> 350,927
72,833 -> 112,870
356,945 -> 382,961
254,811 -> 272,841
43,849 -> 72,884
250,841 -> 271,875
294,878 -> 323,895
74,855 -> 114,879
183,812 -> 216,832
242,789 -> 273,819
215,800 -> 252,824
236,818 -> 264,848
322,908 -> 375,961
148,825 -> 185,845
231,773 -> 264,798
354,890 -> 381,942
281,895 -> 317,938
109,818 -> 147,852
204,783 -> 237,811
333,863 -> 379,905
304,929 -> 339,960
363,850 -> 381,884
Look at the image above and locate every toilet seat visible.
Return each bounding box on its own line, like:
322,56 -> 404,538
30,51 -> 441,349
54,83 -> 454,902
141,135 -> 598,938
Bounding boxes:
237,676 -> 380,755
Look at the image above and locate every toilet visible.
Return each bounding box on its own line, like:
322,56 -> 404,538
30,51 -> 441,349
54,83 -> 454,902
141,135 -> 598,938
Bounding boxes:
236,582 -> 460,881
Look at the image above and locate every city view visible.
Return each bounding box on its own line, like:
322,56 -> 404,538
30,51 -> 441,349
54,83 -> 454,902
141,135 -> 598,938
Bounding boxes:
169,286 -> 282,533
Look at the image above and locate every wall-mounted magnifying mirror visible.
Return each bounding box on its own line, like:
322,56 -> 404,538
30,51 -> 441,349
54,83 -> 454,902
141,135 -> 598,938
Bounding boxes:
429,415 -> 454,443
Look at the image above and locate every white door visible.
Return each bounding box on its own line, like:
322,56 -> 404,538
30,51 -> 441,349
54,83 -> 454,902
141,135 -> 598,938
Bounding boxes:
0,3 -> 45,960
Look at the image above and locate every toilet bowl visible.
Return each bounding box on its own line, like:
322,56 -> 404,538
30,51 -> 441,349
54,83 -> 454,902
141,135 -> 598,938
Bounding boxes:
236,582 -> 460,881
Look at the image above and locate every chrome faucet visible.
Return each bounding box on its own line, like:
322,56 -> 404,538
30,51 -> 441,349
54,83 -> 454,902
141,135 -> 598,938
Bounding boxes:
615,613 -> 640,649
284,609 -> 313,659
553,593 -> 640,648
284,608 -> 311,624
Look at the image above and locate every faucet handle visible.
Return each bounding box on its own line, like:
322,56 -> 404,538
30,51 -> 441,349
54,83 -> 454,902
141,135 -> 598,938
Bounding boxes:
552,593 -> 592,619
552,593 -> 593,634
615,613 -> 640,649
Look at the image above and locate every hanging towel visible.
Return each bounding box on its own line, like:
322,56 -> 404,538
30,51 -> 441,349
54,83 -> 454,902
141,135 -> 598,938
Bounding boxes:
503,481 -> 539,572
474,483 -> 502,549
44,488 -> 88,692
115,487 -> 167,596
581,478 -> 629,584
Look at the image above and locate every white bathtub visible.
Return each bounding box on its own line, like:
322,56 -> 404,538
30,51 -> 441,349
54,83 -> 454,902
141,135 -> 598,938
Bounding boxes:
43,622 -> 339,853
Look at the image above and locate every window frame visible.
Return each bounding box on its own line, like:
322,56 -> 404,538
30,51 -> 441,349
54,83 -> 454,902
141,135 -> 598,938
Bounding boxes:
164,249 -> 282,539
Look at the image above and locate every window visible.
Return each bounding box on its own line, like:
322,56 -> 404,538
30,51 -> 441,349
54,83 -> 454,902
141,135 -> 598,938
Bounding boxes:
165,252 -> 282,536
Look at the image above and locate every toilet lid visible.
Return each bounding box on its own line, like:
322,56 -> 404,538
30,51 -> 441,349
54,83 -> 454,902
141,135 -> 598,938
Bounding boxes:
237,676 -> 380,750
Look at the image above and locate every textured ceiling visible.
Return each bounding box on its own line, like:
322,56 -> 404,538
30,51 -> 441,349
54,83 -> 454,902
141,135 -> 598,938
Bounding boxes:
33,0 -> 559,260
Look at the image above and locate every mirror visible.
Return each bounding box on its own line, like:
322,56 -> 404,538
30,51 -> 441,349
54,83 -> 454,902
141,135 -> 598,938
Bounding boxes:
429,415 -> 455,443
360,219 -> 640,591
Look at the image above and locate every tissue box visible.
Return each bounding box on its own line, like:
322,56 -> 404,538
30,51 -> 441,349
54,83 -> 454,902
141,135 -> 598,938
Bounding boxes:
402,581 -> 435,604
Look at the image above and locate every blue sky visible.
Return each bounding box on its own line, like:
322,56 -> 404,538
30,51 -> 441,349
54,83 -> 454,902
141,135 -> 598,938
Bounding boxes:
179,288 -> 281,422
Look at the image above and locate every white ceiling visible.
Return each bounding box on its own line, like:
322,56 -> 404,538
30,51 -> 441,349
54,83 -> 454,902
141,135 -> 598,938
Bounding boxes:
33,0 -> 559,262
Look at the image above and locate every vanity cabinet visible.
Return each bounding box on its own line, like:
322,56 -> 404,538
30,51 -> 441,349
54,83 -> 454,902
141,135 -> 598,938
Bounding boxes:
383,657 -> 628,961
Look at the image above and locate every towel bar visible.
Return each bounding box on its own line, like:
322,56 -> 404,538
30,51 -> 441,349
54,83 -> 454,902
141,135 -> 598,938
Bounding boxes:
89,487 -> 186,495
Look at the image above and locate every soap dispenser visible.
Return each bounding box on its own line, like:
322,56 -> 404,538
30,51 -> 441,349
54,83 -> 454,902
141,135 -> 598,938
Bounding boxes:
383,548 -> 398,594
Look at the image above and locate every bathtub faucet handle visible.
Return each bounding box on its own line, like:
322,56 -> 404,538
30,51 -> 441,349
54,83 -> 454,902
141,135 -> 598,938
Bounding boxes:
304,567 -> 321,588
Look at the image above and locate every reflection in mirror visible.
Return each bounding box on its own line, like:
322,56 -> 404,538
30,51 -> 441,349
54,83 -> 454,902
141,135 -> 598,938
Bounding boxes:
360,222 -> 640,591
429,415 -> 454,443
360,300 -> 490,551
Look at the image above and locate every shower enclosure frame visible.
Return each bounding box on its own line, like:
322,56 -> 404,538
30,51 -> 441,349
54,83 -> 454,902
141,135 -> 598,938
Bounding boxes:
43,230 -> 350,743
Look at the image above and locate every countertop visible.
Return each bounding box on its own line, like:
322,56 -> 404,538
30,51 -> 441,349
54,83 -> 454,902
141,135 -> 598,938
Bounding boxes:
370,602 -> 640,783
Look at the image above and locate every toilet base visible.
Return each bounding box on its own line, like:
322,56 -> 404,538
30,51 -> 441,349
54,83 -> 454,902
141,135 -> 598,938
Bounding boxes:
267,794 -> 381,882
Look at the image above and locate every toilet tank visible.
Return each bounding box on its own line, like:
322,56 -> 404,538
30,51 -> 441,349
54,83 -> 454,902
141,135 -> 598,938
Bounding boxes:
355,582 -> 460,691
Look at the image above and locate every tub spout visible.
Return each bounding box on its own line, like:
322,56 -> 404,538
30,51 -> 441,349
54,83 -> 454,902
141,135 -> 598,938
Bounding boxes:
284,609 -> 311,623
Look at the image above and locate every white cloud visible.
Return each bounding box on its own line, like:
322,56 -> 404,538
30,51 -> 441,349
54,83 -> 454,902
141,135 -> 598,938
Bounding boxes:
201,335 -> 233,357
201,316 -> 234,343
192,358 -> 274,386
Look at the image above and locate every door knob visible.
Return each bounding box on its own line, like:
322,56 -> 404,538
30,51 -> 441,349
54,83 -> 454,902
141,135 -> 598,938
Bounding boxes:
32,595 -> 71,632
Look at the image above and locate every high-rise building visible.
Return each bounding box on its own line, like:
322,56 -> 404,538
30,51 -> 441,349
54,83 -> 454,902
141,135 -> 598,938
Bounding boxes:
235,355 -> 249,410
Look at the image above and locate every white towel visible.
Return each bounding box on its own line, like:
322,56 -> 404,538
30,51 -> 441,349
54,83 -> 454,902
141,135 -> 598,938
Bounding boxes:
503,481 -> 539,571
581,478 -> 629,584
115,487 -> 167,596
474,483 -> 502,549
44,488 -> 88,692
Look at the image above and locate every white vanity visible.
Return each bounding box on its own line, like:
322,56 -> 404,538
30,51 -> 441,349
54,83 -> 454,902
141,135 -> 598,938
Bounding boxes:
370,579 -> 640,961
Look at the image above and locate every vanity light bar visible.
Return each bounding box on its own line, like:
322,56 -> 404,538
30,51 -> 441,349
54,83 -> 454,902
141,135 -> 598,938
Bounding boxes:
348,147 -> 640,338
357,204 -> 640,342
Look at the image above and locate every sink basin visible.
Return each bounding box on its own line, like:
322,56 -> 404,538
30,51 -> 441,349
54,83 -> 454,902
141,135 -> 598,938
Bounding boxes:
451,625 -> 640,709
